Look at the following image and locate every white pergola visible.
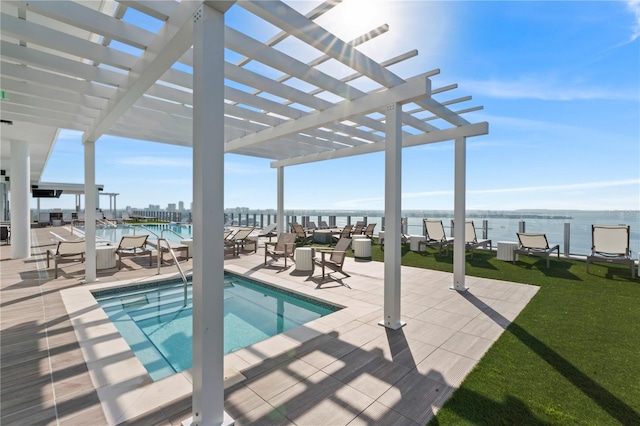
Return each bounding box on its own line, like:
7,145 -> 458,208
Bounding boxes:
0,1 -> 488,424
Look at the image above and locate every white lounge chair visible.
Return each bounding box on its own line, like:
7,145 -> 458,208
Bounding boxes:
115,235 -> 152,269
418,219 -> 454,255
464,221 -> 492,259
257,223 -> 278,242
586,225 -> 635,278
47,240 -> 86,278
514,232 -> 559,268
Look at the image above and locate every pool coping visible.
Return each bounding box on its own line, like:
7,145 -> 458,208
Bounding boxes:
59,265 -> 364,425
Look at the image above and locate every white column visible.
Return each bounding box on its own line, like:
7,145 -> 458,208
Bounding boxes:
277,166 -> 284,235
83,140 -> 97,283
379,103 -> 405,330
452,136 -> 467,290
10,140 -> 30,259
190,3 -> 233,426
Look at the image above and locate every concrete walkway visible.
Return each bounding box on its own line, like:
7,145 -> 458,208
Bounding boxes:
1,226 -> 538,425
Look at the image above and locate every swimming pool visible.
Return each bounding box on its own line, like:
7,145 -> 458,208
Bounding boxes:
79,223 -> 192,244
93,272 -> 341,381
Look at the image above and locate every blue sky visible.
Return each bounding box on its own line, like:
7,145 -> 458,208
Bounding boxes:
36,1 -> 639,212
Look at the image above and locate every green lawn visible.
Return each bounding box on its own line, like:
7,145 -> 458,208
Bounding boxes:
356,241 -> 640,425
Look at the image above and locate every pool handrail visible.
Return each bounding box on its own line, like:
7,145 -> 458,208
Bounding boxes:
156,237 -> 189,307
160,228 -> 185,241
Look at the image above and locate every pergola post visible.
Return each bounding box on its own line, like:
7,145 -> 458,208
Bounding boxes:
379,103 -> 405,330
10,140 -> 30,259
277,166 -> 284,235
83,139 -> 97,283
452,136 -> 467,290
189,2 -> 234,425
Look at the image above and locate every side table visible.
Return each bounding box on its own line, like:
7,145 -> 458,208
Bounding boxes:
497,241 -> 519,261
96,245 -> 117,269
295,247 -> 313,272
409,235 -> 426,252
352,238 -> 371,258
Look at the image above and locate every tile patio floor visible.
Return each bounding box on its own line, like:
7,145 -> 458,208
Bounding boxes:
1,226 -> 538,425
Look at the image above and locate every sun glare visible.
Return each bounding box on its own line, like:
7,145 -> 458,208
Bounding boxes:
322,0 -> 392,40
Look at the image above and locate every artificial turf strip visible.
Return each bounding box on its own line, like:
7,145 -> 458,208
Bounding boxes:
354,242 -> 640,425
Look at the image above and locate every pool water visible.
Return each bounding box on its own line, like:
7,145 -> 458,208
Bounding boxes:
94,273 -> 341,380
80,223 -> 193,244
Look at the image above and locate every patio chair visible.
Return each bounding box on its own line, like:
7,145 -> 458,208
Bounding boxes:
47,240 -> 86,278
318,220 -> 330,229
222,230 -> 237,256
306,221 -> 317,231
332,224 -> 353,244
115,235 -> 152,269
513,232 -> 560,268
264,232 -> 296,267
291,223 -> 313,245
229,228 -> 256,254
464,221 -> 492,259
313,237 -> 352,281
363,223 -> 377,239
257,223 -> 278,243
350,222 -> 365,237
586,225 -> 635,278
418,219 -> 454,255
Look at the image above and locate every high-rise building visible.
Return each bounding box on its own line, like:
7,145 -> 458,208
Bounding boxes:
178,201 -> 184,212
167,203 -> 177,212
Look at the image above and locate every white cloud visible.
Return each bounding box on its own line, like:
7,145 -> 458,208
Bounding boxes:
460,77 -> 637,102
628,0 -> 640,41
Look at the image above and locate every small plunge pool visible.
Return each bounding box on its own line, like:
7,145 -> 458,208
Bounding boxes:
93,272 -> 342,381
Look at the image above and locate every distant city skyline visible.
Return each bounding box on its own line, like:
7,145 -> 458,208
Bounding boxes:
30,1 -> 639,212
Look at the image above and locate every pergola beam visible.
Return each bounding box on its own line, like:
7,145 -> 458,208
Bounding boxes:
225,75 -> 431,152
83,0 -> 200,143
240,0 -> 404,88
5,0 -> 155,49
271,122 -> 489,168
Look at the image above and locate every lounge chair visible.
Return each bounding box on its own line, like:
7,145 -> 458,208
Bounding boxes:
363,223 -> 377,239
418,219 -> 454,255
332,224 -> 353,244
264,233 -> 296,267
464,221 -> 492,259
350,222 -> 365,237
513,232 -> 560,268
221,230 -> 237,256
229,228 -> 256,254
313,237 -> 352,281
306,221 -> 317,231
47,240 -> 86,278
148,239 -> 190,264
115,235 -> 152,269
318,220 -> 330,229
257,223 -> 278,242
121,212 -> 133,223
291,223 -> 313,245
586,225 -> 635,278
